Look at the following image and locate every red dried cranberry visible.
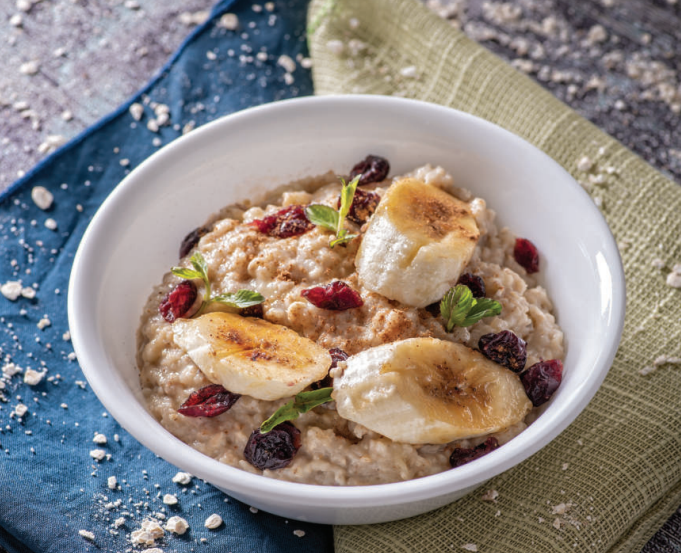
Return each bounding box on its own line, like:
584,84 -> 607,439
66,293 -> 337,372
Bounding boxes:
521,359 -> 563,407
243,422 -> 301,470
159,280 -> 198,323
329,347 -> 349,368
177,384 -> 241,417
337,188 -> 380,225
301,281 -> 364,311
311,348 -> 348,390
349,155 -> 390,186
513,238 -> 539,274
250,205 -> 314,238
450,437 -> 500,468
457,273 -> 486,298
240,303 -> 264,318
479,330 -> 527,373
179,225 -> 209,258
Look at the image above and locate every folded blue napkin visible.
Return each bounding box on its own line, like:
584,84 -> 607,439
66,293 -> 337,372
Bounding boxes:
0,1 -> 333,551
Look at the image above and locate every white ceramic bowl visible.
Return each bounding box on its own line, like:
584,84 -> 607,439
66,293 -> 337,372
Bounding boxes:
68,95 -> 625,525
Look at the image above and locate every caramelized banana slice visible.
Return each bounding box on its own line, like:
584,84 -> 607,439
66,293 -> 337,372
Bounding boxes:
355,178 -> 480,308
333,337 -> 531,444
172,312 -> 331,401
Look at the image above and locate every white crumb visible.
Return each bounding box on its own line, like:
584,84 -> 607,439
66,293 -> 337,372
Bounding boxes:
129,103 -> 144,121
20,60 -> 40,76
31,186 -> 53,210
44,218 -> 57,231
293,529 -> 306,538
172,471 -> 192,485
90,449 -> 106,461
23,368 -> 45,386
481,489 -> 499,502
1,281 -> 23,301
577,156 -> 593,172
462,545 -> 478,552
162,494 -> 178,506
204,513 -> 223,529
165,516 -> 189,535
78,530 -> 95,541
218,13 -> 239,30
93,433 -> 107,445
108,476 -> 118,490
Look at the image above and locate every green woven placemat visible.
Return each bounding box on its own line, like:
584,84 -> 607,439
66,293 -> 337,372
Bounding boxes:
307,1 -> 681,552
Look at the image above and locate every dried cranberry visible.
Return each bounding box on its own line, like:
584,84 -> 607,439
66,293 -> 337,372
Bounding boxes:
250,205 -> 314,238
337,188 -> 380,225
450,437 -> 500,468
521,359 -> 563,407
349,155 -> 390,186
329,347 -> 349,368
240,303 -> 264,318
301,281 -> 364,311
243,422 -> 301,470
457,273 -> 486,298
513,238 -> 539,274
159,280 -> 198,323
179,225 -> 209,258
478,330 -> 527,372
177,384 -> 241,417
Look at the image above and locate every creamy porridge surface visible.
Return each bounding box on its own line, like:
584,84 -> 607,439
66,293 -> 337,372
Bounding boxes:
137,163 -> 564,486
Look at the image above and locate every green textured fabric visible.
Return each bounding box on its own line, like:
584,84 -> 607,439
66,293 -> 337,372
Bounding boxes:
307,1 -> 681,552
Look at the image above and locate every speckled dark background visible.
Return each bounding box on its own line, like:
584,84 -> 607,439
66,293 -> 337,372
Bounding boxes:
0,0 -> 679,551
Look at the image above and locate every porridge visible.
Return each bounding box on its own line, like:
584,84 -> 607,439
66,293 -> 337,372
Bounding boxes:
137,156 -> 565,486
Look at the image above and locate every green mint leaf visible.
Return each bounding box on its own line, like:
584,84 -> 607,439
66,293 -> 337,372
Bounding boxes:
337,175 -> 360,231
305,204 -> 339,232
171,268 -> 204,280
260,387 -> 334,433
190,251 -> 210,287
462,298 -> 502,326
440,285 -> 474,332
329,231 -> 358,248
212,289 -> 265,308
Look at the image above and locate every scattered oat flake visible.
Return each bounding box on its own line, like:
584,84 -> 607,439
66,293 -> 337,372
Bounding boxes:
576,156 -> 593,172
114,516 -> 125,528
481,489 -> 499,502
172,471 -> 192,485
666,272 -> 681,288
552,503 -> 570,515
218,13 -> 239,30
277,55 -> 296,73
37,317 -> 51,330
120,158 -> 130,167
3,363 -> 21,376
204,513 -> 223,529
93,433 -> 107,445
24,368 -> 45,386
561,463 -> 569,471
21,287 -> 36,299
44,218 -> 57,231
553,518 -> 562,529
293,529 -> 306,538
129,103 -> 144,121
20,60 -> 40,76
31,186 -> 53,210
10,13 -> 22,26
400,66 -> 418,78
131,520 -> 164,546
15,403 -> 28,417
163,494 -> 178,505
78,530 -> 95,541
108,476 -> 117,490
1,281 -> 23,301
90,449 -> 106,461
249,506 -> 258,513
462,545 -> 478,552
165,516 -> 189,535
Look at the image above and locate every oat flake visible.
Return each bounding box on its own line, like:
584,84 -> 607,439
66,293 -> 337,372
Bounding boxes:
204,513 -> 223,529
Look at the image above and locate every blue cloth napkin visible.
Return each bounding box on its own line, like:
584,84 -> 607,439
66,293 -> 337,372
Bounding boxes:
0,1 -> 334,551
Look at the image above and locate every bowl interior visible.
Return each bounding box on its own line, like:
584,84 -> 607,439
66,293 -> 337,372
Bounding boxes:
69,96 -> 624,509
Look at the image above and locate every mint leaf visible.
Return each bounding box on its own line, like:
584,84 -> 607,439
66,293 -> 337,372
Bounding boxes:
171,268 -> 204,280
260,387 -> 334,433
441,285 -> 474,332
337,175 -> 360,228
329,230 -> 358,248
305,204 -> 339,232
462,298 -> 502,326
190,251 -> 209,283
439,284 -> 502,330
212,289 -> 265,308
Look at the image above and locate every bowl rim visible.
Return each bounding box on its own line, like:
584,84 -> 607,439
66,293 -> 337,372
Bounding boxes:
68,94 -> 626,505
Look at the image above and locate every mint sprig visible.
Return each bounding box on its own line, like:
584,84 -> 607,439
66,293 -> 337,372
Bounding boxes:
440,284 -> 502,331
305,175 -> 360,248
171,251 -> 264,317
260,387 -> 334,433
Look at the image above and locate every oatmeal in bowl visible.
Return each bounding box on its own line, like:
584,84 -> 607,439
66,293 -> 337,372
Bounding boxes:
137,155 -> 565,486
